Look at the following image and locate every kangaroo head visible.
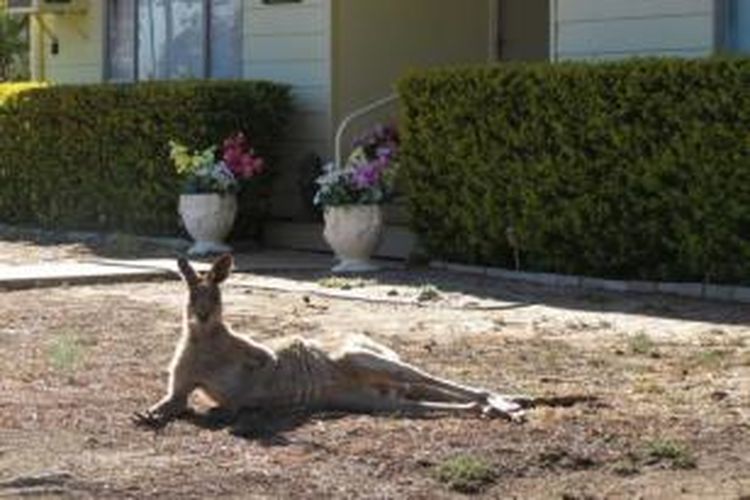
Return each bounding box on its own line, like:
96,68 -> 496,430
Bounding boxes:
177,254 -> 233,324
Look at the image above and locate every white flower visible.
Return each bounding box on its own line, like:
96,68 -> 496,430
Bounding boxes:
316,162 -> 346,187
210,161 -> 238,191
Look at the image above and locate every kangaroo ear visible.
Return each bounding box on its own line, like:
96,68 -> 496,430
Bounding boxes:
209,254 -> 233,284
177,257 -> 199,286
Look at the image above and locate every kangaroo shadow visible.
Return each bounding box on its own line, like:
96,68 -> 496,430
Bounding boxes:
181,405 -> 464,447
180,407 -> 310,446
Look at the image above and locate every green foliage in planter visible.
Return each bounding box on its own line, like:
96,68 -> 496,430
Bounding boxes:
398,58 -> 750,284
0,80 -> 291,238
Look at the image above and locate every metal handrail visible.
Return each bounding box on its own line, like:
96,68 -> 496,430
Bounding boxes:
334,93 -> 399,168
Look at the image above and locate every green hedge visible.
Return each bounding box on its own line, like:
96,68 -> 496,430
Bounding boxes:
0,80 -> 291,237
398,58 -> 750,284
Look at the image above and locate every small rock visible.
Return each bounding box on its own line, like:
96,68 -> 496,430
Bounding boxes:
711,390 -> 730,402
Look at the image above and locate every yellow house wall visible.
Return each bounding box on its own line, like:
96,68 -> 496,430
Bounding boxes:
242,0 -> 332,146
332,0 -> 491,130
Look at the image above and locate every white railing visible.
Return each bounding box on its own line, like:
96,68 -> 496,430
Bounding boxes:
334,93 -> 399,168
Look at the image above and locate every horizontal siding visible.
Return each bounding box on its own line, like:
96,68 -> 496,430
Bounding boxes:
555,0 -> 715,60
42,3 -> 104,84
245,33 -> 327,62
245,0 -> 325,35
243,0 -> 332,152
242,1 -> 332,223
558,0 -> 713,21
46,65 -> 103,83
242,60 -> 329,86
562,47 -> 711,61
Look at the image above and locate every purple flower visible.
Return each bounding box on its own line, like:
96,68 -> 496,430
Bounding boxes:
352,158 -> 386,189
376,145 -> 395,161
354,124 -> 400,151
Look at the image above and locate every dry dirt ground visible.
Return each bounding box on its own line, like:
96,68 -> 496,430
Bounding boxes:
1,240 -> 750,498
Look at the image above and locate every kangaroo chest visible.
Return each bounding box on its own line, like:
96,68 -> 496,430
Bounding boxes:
189,338 -> 345,410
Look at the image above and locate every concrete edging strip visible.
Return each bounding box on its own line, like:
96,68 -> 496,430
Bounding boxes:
430,261 -> 750,304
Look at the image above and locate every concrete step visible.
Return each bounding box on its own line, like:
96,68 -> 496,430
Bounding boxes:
264,221 -> 417,259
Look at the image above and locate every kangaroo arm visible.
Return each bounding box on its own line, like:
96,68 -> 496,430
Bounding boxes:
133,347 -> 197,429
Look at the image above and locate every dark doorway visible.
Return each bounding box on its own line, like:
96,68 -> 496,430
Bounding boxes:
497,0 -> 550,61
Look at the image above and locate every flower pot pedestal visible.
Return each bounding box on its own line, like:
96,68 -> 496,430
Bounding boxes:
323,205 -> 383,273
178,193 -> 237,256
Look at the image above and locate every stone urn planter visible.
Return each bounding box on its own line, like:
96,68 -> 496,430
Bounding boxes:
323,204 -> 383,273
179,193 -> 237,256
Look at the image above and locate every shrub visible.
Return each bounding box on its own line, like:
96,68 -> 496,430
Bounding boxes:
0,13 -> 28,81
398,58 -> 750,284
0,81 -> 43,103
0,80 -> 291,238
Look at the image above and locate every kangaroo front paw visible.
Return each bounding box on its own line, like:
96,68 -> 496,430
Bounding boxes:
131,409 -> 170,430
132,403 -> 184,430
132,396 -> 187,430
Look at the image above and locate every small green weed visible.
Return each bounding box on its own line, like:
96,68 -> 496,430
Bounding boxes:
612,456 -> 641,477
632,376 -> 665,395
47,332 -> 86,373
434,455 -> 496,494
629,333 -> 657,357
417,284 -> 442,302
688,349 -> 730,371
645,440 -> 697,470
318,277 -> 372,290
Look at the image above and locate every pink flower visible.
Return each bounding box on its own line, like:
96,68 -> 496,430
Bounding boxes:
221,132 -> 265,180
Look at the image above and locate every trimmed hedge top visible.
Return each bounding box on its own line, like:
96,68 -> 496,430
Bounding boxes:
399,57 -> 750,284
0,80 -> 291,236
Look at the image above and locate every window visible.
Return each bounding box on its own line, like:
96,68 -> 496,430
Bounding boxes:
721,0 -> 750,52
107,0 -> 242,81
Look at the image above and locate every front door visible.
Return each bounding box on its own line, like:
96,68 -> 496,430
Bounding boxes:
496,0 -> 550,61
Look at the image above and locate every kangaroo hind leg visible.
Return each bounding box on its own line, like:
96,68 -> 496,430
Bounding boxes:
340,350 -> 490,401
338,350 -> 527,420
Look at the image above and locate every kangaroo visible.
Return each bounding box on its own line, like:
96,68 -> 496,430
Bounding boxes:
133,255 -> 563,429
